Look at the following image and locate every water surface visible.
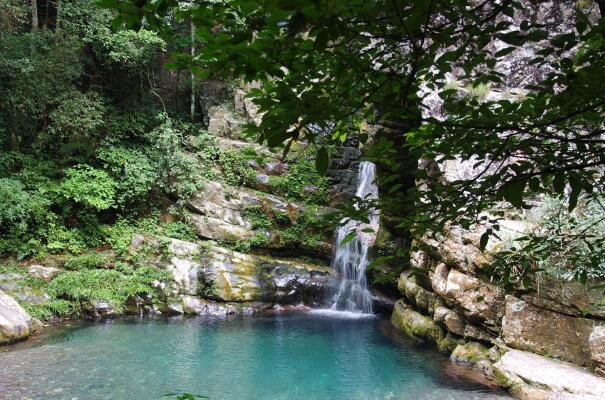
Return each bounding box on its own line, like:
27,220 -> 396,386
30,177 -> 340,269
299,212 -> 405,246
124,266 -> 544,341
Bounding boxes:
0,313 -> 509,400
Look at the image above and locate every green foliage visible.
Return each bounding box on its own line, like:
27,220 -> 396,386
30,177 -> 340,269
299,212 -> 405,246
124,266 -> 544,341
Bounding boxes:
492,196 -> 605,289
59,165 -> 117,210
240,205 -> 329,250
161,220 -> 198,242
97,144 -> 157,204
47,91 -> 107,141
100,29 -> 165,67
217,147 -> 257,187
268,159 -> 329,205
24,299 -> 72,321
63,252 -> 112,270
0,178 -> 49,236
107,0 -> 605,284
232,232 -> 270,253
144,114 -> 204,202
49,265 -> 170,312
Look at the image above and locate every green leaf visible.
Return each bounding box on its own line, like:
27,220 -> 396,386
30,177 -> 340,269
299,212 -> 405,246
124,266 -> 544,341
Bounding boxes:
500,179 -> 527,208
339,230 -> 356,246
479,230 -> 491,251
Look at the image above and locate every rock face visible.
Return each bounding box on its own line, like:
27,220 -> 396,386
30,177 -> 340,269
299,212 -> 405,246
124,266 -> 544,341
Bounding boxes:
186,180 -> 333,258
391,225 -> 605,397
502,296 -> 598,366
159,238 -> 334,312
0,289 -> 41,344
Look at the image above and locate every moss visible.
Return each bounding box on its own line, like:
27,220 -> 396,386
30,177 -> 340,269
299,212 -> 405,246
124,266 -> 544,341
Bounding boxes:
391,300 -> 446,345
451,342 -> 491,365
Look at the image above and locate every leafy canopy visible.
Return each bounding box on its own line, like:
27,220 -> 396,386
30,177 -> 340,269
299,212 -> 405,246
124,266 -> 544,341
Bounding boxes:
104,0 -> 605,281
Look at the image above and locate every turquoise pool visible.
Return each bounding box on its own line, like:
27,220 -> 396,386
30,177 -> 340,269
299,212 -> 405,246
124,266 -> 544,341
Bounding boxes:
0,312 -> 509,400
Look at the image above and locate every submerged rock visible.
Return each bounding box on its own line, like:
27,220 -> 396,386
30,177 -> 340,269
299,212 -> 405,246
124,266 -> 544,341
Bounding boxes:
0,289 -> 42,344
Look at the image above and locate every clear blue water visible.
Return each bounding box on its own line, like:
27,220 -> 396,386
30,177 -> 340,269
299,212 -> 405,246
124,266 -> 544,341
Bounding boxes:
0,312 -> 509,400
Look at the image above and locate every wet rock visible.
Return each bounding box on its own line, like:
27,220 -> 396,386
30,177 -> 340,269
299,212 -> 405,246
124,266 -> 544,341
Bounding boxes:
451,342 -> 490,366
433,306 -> 466,336
442,268 -> 504,329
502,296 -> 596,366
198,245 -> 333,304
181,296 -> 268,316
493,349 -> 605,399
27,264 -> 60,282
0,289 -> 42,344
391,299 -> 455,351
91,301 -> 116,317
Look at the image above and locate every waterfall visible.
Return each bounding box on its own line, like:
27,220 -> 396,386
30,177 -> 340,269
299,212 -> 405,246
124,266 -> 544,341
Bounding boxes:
329,161 -> 379,314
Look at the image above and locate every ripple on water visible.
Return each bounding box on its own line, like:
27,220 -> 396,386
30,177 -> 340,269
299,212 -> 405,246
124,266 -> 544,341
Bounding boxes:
0,314 -> 512,400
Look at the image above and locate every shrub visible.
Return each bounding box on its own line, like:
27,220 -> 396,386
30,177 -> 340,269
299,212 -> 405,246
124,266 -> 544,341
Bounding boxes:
48,91 -> 106,140
49,265 -> 170,312
0,178 -> 49,235
63,252 -> 111,270
144,114 -> 203,202
217,147 -> 257,187
494,195 -> 605,288
59,165 -> 117,210
97,144 -> 158,204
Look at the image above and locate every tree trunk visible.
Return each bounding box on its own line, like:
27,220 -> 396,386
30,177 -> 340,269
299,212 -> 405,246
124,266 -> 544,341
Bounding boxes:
190,18 -> 196,121
56,0 -> 61,30
31,0 -> 38,30
44,0 -> 49,28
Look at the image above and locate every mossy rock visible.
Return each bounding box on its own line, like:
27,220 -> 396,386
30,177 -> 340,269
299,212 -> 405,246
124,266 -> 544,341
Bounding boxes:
391,299 -> 447,348
451,342 -> 490,366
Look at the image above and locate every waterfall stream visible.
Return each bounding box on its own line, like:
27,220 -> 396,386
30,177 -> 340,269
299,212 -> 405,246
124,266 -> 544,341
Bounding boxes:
329,161 -> 379,314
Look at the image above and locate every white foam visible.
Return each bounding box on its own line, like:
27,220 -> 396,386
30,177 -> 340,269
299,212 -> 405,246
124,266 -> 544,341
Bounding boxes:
308,309 -> 376,319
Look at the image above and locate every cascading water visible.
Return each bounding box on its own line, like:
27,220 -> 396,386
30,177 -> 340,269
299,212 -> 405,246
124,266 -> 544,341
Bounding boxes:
329,161 -> 379,314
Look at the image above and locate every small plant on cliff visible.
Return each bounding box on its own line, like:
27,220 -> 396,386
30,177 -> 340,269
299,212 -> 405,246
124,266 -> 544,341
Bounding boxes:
491,195 -> 605,289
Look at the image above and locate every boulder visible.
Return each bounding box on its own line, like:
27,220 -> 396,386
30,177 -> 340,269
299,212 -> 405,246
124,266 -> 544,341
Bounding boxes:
451,342 -> 490,366
159,239 -> 334,306
419,226 -> 491,274
27,264 -> 60,282
434,267 -> 504,329
265,161 -> 288,176
187,213 -> 254,242
502,296 -> 596,366
493,349 -> 605,399
398,271 -> 436,313
91,301 -> 116,317
0,289 -> 42,344
589,325 -> 605,373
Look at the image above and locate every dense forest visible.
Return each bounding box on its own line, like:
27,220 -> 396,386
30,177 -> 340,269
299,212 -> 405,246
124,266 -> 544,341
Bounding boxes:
2,1 -> 605,399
